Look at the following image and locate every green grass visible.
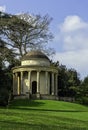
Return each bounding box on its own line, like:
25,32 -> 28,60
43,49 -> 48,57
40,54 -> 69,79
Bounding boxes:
0,99 -> 88,130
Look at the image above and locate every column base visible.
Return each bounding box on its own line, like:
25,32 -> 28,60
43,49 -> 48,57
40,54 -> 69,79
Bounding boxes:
52,92 -> 54,95
36,93 -> 40,99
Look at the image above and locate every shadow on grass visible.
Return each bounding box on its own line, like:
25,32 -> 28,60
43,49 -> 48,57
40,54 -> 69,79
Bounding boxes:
11,107 -> 88,112
10,99 -> 45,107
9,99 -> 88,112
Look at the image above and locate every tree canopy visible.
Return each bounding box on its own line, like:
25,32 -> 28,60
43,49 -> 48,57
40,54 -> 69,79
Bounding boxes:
0,12 -> 54,59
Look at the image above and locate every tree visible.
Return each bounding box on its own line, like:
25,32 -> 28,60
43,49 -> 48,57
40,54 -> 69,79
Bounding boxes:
57,64 -> 80,97
58,65 -> 69,97
75,76 -> 88,105
81,76 -> 88,97
66,69 -> 80,97
0,12 -> 54,58
0,38 -> 18,68
0,66 -> 12,106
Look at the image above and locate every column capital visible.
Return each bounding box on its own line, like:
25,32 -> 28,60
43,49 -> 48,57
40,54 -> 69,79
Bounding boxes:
37,70 -> 41,73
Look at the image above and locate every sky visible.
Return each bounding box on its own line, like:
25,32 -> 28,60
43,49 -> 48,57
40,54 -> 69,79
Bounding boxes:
0,0 -> 88,79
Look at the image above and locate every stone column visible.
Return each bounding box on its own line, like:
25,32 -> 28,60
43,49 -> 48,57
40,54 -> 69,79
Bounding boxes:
17,74 -> 20,95
21,71 -> 23,94
15,73 -> 18,95
37,71 -> 40,94
45,71 -> 48,94
28,71 -> 31,93
13,73 -> 15,95
51,72 -> 54,95
55,74 -> 58,96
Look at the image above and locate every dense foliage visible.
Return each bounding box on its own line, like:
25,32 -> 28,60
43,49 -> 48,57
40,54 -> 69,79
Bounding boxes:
51,61 -> 88,105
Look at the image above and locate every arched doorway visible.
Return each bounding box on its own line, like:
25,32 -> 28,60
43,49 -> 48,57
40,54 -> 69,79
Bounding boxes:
32,81 -> 37,94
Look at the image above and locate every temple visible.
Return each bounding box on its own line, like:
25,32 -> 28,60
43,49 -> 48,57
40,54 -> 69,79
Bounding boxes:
12,50 -> 58,99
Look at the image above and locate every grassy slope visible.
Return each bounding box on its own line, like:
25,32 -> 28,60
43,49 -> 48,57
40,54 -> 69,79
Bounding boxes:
0,99 -> 88,130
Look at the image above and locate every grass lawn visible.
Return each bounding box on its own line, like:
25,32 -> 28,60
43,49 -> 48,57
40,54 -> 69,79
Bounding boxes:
0,99 -> 88,130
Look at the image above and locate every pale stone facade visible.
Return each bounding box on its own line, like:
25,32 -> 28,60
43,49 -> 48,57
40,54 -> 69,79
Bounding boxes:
12,51 -> 58,99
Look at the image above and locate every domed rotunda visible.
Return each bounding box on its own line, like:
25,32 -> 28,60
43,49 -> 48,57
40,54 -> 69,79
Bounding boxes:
12,50 -> 58,99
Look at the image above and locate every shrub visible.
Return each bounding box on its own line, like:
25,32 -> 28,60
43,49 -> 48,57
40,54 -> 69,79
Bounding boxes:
0,88 -> 9,106
76,97 -> 88,105
81,97 -> 88,105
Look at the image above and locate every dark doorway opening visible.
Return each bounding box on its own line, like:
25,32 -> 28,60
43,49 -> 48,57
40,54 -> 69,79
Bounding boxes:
32,81 -> 37,94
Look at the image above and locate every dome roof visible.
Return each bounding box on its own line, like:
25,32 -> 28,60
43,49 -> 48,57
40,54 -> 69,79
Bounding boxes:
21,50 -> 50,66
22,50 -> 50,61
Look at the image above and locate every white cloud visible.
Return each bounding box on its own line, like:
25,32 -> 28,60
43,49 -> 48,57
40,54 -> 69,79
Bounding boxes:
0,6 -> 6,12
59,15 -> 88,32
63,33 -> 88,51
58,16 -> 88,51
54,15 -> 88,79
54,50 -> 88,79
